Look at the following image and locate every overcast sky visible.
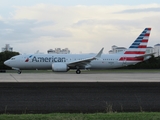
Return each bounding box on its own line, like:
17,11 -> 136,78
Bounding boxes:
0,0 -> 160,54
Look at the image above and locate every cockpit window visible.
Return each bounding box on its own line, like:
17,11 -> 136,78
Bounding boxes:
11,58 -> 15,60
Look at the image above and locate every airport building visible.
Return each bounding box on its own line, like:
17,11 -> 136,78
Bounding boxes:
109,45 -> 126,54
146,46 -> 154,54
47,48 -> 70,54
2,44 -> 13,52
154,44 -> 160,57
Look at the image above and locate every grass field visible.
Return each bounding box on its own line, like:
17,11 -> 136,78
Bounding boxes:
1,112 -> 160,120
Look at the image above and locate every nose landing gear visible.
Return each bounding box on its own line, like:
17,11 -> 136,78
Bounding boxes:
17,70 -> 22,74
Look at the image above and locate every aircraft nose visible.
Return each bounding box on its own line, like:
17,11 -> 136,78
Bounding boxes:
4,60 -> 10,66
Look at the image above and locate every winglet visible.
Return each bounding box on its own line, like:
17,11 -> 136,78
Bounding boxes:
95,48 -> 104,58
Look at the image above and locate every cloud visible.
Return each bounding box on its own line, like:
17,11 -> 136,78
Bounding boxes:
0,19 -> 35,41
118,7 -> 160,13
1,3 -> 160,53
33,28 -> 72,38
0,19 -> 69,42
116,3 -> 160,13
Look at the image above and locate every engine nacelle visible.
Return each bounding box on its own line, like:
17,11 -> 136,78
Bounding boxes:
52,63 -> 68,72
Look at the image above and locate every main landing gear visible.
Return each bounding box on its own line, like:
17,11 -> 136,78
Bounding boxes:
76,69 -> 81,74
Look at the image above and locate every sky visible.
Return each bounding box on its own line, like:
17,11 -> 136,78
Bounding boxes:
0,0 -> 160,54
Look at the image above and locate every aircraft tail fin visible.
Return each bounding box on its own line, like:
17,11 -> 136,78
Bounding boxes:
124,28 -> 151,55
119,28 -> 151,62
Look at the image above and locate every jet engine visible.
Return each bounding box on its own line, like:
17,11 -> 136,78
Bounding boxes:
52,63 -> 68,72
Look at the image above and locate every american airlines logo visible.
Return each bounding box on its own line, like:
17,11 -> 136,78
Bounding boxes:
25,56 -> 66,62
25,55 -> 33,62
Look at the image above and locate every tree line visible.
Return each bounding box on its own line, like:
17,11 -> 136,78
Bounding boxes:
0,51 -> 19,70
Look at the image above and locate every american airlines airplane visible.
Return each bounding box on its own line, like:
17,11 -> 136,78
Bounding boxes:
4,28 -> 153,74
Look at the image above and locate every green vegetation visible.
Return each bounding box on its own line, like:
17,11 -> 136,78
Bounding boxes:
0,51 -> 19,70
0,112 -> 160,120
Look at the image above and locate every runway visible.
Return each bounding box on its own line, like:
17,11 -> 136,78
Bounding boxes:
0,72 -> 160,113
0,72 -> 160,82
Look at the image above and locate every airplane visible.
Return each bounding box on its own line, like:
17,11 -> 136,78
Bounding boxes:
4,28 -> 153,74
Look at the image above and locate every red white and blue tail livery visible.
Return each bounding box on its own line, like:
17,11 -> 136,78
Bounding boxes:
119,28 -> 151,62
4,28 -> 154,74
125,28 -> 151,54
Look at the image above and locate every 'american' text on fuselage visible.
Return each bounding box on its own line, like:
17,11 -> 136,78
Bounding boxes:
32,56 -> 66,62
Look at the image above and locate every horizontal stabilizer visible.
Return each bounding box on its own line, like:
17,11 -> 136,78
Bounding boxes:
135,52 -> 155,58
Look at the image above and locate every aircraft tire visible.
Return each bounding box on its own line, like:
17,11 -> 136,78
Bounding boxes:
76,69 -> 81,74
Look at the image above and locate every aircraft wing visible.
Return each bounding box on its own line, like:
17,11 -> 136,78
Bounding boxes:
67,48 -> 104,68
135,52 -> 156,58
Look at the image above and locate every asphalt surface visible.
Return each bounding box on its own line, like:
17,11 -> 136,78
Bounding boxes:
1,72 -> 160,82
0,73 -> 160,113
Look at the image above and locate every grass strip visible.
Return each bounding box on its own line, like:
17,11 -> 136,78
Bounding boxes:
0,112 -> 160,120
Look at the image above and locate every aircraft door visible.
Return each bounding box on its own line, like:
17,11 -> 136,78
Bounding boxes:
122,57 -> 127,67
